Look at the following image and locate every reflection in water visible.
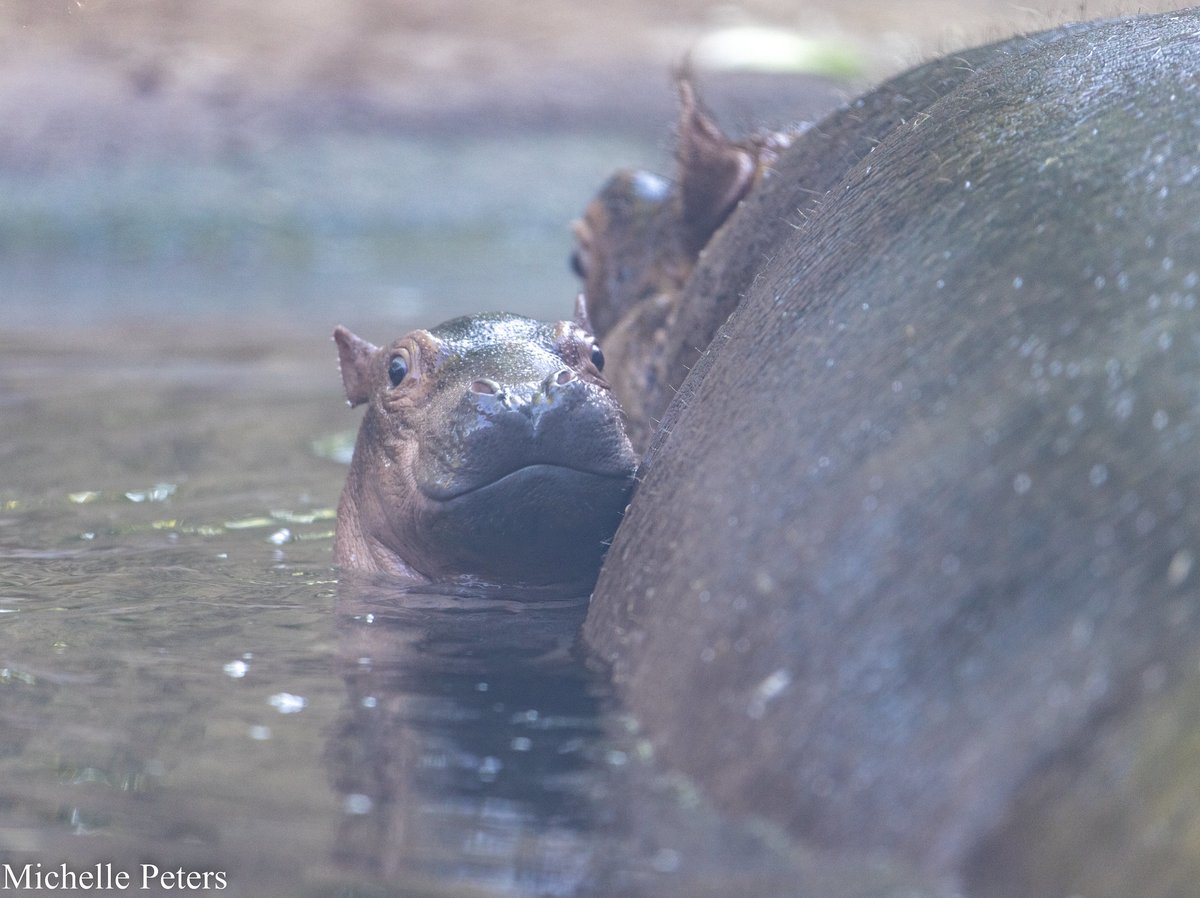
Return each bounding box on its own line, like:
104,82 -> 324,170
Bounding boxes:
329,581 -> 613,897
324,582 -> 932,898
0,330 -> 933,897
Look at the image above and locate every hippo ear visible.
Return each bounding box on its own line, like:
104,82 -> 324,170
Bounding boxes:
675,77 -> 755,256
573,292 -> 594,335
333,325 -> 378,407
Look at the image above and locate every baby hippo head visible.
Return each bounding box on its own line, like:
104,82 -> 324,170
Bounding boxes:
332,311 -> 637,587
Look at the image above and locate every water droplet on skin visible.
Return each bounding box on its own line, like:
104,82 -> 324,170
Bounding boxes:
478,756 -> 503,781
269,692 -> 306,714
1012,276 -> 1024,289
1069,617 -> 1094,650
1153,409 -> 1170,430
748,668 -> 792,719
1013,473 -> 1032,495
1142,664 -> 1167,693
754,571 -> 776,594
811,774 -> 836,798
651,849 -> 681,874
1089,464 -> 1108,487
1168,549 -> 1194,587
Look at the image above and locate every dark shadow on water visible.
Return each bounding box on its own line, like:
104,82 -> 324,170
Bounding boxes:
324,580 -> 950,898
328,579 -> 616,897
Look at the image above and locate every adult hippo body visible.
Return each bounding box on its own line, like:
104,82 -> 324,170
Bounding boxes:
585,9 -> 1200,896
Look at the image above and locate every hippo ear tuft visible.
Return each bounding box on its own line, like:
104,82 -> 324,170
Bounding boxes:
675,76 -> 755,256
333,325 -> 378,407
573,293 -> 594,335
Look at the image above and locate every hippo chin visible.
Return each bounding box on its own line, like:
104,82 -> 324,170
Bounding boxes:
333,308 -> 636,587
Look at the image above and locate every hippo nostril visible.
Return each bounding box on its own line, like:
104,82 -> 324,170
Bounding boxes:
545,368 -> 575,391
471,379 -> 502,395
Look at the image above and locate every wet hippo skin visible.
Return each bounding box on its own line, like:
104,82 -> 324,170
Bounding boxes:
585,8 -> 1200,895
334,309 -> 636,587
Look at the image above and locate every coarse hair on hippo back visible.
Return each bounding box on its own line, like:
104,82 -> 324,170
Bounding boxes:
331,302 -> 637,589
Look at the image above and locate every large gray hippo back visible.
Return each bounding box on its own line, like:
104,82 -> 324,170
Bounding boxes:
586,9 -> 1200,895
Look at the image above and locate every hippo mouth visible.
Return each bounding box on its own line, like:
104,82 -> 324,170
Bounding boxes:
408,460 -> 636,584
419,462 -> 635,503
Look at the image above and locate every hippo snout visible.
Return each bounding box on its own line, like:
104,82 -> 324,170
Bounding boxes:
464,368 -> 592,426
422,371 -> 631,502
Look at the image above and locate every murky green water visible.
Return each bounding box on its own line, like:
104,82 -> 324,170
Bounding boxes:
0,324 -> 826,898
0,319 -> 627,897
0,130 -> 821,897
0,132 -> 664,331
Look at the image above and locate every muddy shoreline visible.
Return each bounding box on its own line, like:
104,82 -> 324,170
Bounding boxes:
3,0 -> 1187,167
2,0 -> 1190,339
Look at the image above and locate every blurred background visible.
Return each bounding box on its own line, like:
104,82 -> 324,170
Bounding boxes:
2,0 -> 1187,338
0,5 -> 1193,895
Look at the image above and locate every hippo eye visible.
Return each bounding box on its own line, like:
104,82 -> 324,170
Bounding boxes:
590,343 -> 605,372
388,355 -> 408,387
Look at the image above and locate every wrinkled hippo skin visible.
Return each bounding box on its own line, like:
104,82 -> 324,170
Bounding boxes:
586,9 -> 1200,895
334,310 -> 635,586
